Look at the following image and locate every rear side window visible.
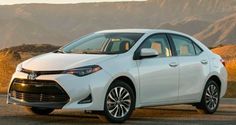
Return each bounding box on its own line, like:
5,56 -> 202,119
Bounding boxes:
193,43 -> 203,55
170,35 -> 196,56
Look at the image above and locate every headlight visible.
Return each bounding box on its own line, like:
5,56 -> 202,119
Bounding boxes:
16,63 -> 23,72
63,65 -> 102,77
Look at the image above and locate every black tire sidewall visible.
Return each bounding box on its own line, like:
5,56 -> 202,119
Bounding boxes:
104,80 -> 135,123
201,80 -> 220,114
29,107 -> 54,115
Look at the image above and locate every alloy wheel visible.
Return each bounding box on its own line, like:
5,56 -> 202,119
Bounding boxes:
205,84 -> 219,110
106,86 -> 131,118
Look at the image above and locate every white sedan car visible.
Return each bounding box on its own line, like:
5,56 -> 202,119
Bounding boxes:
7,29 -> 227,123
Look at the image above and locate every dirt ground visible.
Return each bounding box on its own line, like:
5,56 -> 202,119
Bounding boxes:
0,95 -> 236,125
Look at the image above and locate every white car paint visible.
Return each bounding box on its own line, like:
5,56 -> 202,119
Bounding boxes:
7,29 -> 227,112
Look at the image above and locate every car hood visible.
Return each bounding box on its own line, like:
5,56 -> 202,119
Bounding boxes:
22,52 -> 117,71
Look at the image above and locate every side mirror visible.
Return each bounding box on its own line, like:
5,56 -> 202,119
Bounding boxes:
140,48 -> 158,59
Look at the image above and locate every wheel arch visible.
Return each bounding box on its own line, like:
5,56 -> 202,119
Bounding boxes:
106,75 -> 138,107
112,76 -> 136,99
102,76 -> 137,122
201,75 -> 222,99
208,75 -> 221,91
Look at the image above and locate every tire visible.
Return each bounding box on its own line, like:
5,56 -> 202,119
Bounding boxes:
196,79 -> 220,114
26,107 -> 54,115
100,80 -> 135,123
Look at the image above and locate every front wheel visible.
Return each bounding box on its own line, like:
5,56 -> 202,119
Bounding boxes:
26,107 -> 54,115
100,80 -> 135,123
196,80 -> 220,114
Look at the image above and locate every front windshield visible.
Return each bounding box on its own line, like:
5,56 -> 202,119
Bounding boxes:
61,33 -> 144,54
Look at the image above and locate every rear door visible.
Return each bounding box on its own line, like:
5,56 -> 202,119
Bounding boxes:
168,34 -> 210,101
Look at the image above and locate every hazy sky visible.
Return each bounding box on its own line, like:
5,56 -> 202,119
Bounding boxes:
0,0 -> 146,5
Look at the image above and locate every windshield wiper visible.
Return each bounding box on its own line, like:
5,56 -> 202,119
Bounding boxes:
76,50 -> 103,54
78,51 -> 119,54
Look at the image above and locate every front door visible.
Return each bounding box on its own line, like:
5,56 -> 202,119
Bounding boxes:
137,34 -> 179,105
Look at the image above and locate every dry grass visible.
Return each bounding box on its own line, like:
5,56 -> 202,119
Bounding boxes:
225,59 -> 236,82
0,87 -> 7,94
225,81 -> 236,98
212,44 -> 236,82
212,45 -> 236,60
0,58 -> 20,93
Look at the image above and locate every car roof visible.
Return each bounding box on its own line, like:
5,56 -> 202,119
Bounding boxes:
96,29 -> 188,36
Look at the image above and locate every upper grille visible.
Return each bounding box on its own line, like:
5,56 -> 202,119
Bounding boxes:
21,68 -> 63,76
9,79 -> 70,103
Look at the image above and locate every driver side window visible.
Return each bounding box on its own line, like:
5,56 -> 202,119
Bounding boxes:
139,34 -> 172,57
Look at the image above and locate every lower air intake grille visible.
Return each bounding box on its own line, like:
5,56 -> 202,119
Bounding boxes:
9,79 -> 69,103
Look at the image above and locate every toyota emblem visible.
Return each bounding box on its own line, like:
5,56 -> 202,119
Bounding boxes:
27,72 -> 37,80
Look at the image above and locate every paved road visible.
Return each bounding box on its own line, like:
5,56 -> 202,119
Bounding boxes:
0,94 -> 235,125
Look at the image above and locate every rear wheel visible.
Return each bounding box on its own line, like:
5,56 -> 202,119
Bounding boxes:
196,80 -> 220,114
26,107 -> 54,115
99,80 -> 135,123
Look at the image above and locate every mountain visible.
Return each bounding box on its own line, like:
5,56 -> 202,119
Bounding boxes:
194,13 -> 236,47
0,0 -> 236,48
0,18 -> 67,48
158,17 -> 210,35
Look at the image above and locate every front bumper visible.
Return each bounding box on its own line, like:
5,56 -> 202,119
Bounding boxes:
8,79 -> 69,109
7,70 -> 112,110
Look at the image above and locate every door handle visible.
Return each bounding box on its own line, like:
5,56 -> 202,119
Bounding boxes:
201,60 -> 208,65
169,62 -> 178,67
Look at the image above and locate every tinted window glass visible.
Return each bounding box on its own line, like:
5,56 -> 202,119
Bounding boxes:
62,33 -> 143,54
193,43 -> 203,55
139,34 -> 171,57
171,35 -> 195,56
